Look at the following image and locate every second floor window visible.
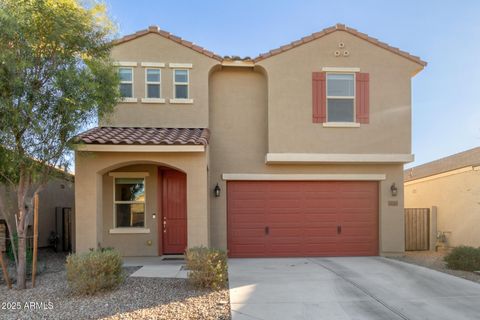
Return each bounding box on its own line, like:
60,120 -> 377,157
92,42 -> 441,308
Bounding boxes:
146,68 -> 161,98
174,69 -> 189,99
119,67 -> 133,98
327,73 -> 354,122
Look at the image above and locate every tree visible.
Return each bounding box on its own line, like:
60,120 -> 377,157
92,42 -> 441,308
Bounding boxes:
0,0 -> 120,289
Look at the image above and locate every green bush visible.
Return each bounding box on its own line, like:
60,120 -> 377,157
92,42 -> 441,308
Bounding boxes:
66,248 -> 124,295
7,233 -> 33,270
444,246 -> 480,271
185,246 -> 228,290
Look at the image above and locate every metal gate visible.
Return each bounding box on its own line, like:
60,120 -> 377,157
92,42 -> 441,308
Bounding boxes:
405,208 -> 430,251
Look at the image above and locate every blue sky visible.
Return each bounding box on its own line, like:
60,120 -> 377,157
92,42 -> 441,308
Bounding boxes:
105,0 -> 480,168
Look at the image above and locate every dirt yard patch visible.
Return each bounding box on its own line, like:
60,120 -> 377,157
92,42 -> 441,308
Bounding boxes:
388,250 -> 480,283
0,250 -> 231,320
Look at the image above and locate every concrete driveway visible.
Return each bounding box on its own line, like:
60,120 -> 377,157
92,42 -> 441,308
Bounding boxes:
228,257 -> 480,320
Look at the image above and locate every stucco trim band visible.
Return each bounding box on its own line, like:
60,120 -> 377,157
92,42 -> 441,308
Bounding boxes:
222,173 -> 386,181
114,61 -> 138,67
119,98 -> 138,103
322,67 -> 361,72
323,122 -> 361,128
141,62 -> 165,67
108,172 -> 150,177
109,228 -> 151,234
168,63 -> 193,68
141,98 -> 166,103
265,153 -> 414,164
76,144 -> 205,152
169,98 -> 194,104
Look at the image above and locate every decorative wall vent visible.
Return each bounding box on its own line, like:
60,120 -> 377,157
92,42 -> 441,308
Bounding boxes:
335,42 -> 350,57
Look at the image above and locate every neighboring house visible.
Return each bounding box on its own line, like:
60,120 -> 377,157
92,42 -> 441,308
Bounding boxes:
74,23 -> 426,257
404,147 -> 480,248
0,171 -> 75,252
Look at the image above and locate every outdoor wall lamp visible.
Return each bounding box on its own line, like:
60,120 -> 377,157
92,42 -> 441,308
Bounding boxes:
214,183 -> 221,197
390,183 -> 398,197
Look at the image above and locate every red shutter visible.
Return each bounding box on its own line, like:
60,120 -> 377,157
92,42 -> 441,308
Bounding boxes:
312,72 -> 326,123
356,72 -> 370,124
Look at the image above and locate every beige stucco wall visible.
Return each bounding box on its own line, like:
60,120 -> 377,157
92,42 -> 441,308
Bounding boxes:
405,169 -> 480,247
1,178 -> 74,249
257,31 -> 420,154
37,178 -> 75,248
75,151 -> 208,255
209,67 -> 406,255
103,33 -> 219,128
102,164 -> 158,256
75,29 -> 423,256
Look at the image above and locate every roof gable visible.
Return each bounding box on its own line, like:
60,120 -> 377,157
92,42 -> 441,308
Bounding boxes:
113,24 -> 426,67
254,24 -> 426,67
114,26 -> 223,61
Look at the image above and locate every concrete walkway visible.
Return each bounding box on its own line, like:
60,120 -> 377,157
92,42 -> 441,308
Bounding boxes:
123,257 -> 188,279
228,257 -> 480,320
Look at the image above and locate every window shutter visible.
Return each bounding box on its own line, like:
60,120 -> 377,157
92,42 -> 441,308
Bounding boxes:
312,72 -> 326,123
356,72 -> 370,124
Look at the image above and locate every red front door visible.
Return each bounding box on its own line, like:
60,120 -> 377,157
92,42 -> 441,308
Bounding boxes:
159,170 -> 187,254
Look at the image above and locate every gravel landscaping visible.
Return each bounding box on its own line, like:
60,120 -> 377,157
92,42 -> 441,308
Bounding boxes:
0,250 -> 231,320
388,250 -> 480,283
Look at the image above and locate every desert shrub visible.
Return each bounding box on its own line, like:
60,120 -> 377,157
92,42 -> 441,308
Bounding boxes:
444,246 -> 480,271
66,248 -> 124,295
185,246 -> 228,290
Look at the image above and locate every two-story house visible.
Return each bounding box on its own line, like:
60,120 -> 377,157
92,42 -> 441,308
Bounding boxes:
74,24 -> 426,257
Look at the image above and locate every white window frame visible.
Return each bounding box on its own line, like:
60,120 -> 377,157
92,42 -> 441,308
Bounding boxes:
143,68 -> 163,102
118,67 -> 137,102
110,173 -> 149,233
325,72 -> 356,124
170,69 -> 193,103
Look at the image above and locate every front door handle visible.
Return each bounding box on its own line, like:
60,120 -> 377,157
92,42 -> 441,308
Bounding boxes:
337,225 -> 342,234
265,226 -> 269,235
163,218 -> 167,233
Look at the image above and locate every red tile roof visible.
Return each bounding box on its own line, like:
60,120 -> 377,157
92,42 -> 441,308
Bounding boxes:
254,24 -> 427,66
114,24 -> 426,67
114,26 -> 223,61
76,127 -> 210,145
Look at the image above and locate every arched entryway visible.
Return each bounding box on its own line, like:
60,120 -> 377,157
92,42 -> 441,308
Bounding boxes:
75,150 -> 209,256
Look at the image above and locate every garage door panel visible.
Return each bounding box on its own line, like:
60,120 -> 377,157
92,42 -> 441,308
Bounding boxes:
267,213 -> 303,222
229,214 -> 266,224
230,226 -> 265,235
342,215 -> 376,222
230,199 -> 267,208
304,212 -> 337,221
227,181 -> 378,257
339,198 -> 375,209
304,226 -> 338,235
270,227 -> 304,237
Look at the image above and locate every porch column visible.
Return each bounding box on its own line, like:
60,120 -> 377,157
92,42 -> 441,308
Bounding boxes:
75,152 -> 103,252
187,154 -> 209,248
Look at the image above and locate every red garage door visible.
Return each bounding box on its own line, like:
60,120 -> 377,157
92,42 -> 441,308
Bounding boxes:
227,181 -> 378,257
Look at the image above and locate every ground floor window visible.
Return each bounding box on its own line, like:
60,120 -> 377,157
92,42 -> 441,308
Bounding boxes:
114,177 -> 145,227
